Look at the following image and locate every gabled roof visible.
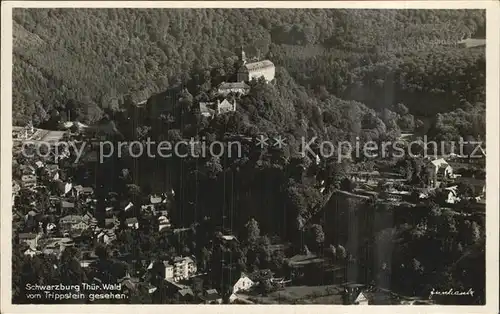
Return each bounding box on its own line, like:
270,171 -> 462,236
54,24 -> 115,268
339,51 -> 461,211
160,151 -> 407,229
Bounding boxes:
430,158 -> 449,168
243,60 -> 274,71
354,291 -> 369,304
199,102 -> 216,116
177,288 -> 194,296
218,99 -> 235,109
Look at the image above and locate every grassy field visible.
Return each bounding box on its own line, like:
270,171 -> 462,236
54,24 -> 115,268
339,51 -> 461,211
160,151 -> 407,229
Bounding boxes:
247,285 -> 344,304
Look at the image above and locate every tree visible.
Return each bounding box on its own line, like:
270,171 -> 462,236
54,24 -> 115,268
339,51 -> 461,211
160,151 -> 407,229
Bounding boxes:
245,218 -> 260,245
470,221 -> 481,244
329,244 -> 337,260
336,244 -> 347,260
395,103 -> 410,116
308,224 -> 325,251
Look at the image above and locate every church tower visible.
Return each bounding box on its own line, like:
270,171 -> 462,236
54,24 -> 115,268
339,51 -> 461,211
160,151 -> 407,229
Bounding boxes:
239,46 -> 246,65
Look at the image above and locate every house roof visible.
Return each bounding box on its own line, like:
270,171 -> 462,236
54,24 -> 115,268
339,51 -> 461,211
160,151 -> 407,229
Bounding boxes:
199,102 -> 216,115
287,254 -> 325,266
163,261 -> 173,268
126,217 -> 139,224
18,233 -> 37,239
221,235 -> 237,241
105,218 -> 117,225
218,82 -> 250,90
430,158 -> 449,168
124,202 -> 134,211
203,289 -> 222,301
178,288 -> 194,297
218,99 -> 235,109
150,195 -> 162,204
354,291 -> 369,304
46,164 -> 59,171
61,201 -> 75,208
243,60 -> 274,71
59,215 -> 82,223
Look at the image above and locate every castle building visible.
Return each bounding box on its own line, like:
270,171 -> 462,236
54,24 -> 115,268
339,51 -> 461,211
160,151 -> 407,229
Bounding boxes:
236,47 -> 275,83
199,99 -> 237,118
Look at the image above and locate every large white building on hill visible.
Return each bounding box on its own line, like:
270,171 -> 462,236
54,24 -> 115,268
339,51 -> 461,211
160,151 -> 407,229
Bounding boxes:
236,47 -> 275,83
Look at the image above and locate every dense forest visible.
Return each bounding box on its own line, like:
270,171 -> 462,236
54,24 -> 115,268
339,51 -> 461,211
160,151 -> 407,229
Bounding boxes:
12,8 -> 486,304
13,8 -> 485,125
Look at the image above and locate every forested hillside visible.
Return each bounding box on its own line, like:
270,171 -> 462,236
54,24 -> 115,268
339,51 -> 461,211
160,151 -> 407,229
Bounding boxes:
12,9 -> 487,304
13,8 -> 485,125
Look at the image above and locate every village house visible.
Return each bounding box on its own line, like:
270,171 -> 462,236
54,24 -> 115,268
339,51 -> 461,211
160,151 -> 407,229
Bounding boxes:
229,273 -> 255,303
20,164 -> 36,176
141,204 -> 156,214
219,234 -> 239,246
21,174 -> 37,188
73,185 -> 94,198
163,261 -> 174,280
352,291 -> 370,305
175,287 -> 195,302
443,186 -> 461,204
427,158 -> 453,188
80,259 -> 98,268
105,217 -> 119,229
18,232 -> 40,249
216,99 -> 237,115
163,256 -> 197,282
150,194 -> 163,205
343,284 -> 404,305
199,99 -> 237,118
126,217 -> 139,229
199,289 -> 223,304
58,213 -> 96,233
63,182 -> 73,196
96,229 -> 116,245
60,200 -> 76,213
123,201 -> 134,212
158,215 -> 171,231
217,81 -> 250,96
173,256 -> 197,281
40,237 -> 75,257
342,284 -> 368,305
24,247 -> 42,257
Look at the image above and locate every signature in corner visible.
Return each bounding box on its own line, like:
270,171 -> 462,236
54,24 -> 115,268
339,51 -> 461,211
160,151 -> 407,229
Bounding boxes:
429,288 -> 475,299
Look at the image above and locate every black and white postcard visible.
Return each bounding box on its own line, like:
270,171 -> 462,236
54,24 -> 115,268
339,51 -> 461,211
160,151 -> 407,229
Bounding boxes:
1,1 -> 499,314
